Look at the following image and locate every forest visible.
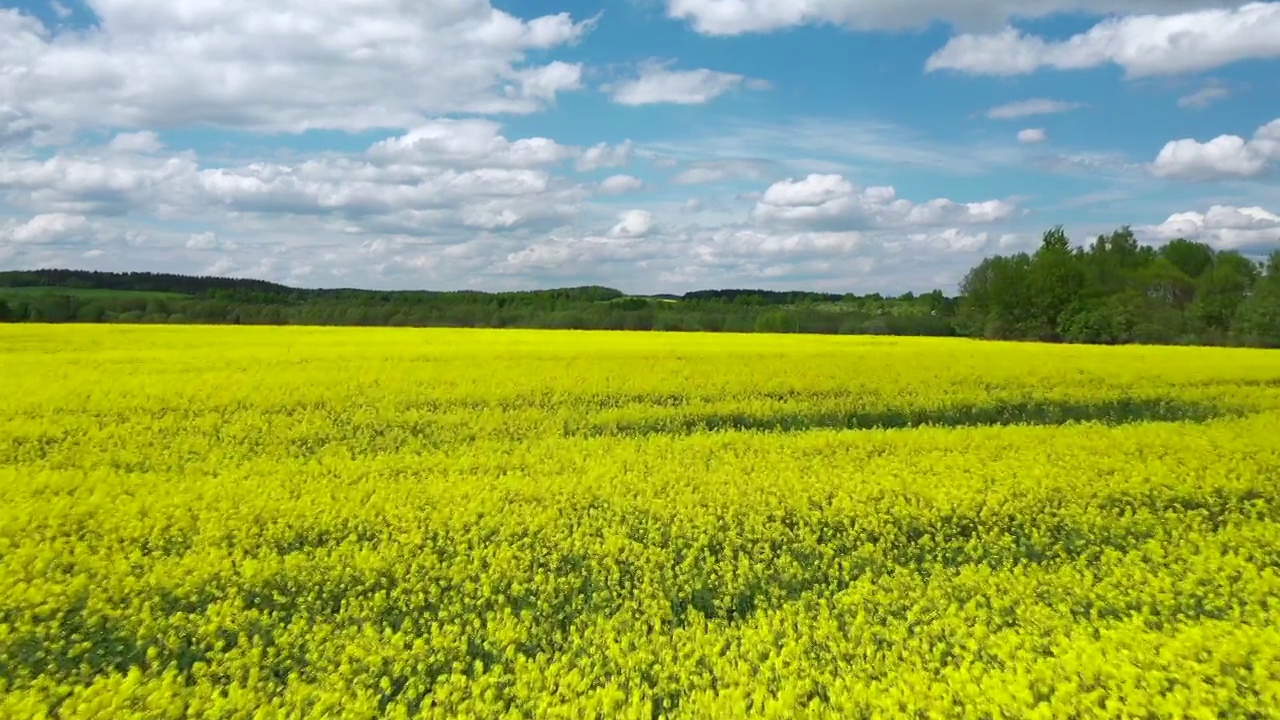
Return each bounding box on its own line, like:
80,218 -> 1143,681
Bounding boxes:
2,226 -> 1278,346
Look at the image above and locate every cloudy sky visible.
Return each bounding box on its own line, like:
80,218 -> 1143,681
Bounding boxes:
2,0 -> 1279,294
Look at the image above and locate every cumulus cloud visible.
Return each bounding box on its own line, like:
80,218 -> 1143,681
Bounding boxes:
608,210 -> 654,238
1139,204 -> 1280,254
186,231 -> 239,251
0,213 -> 88,245
598,175 -> 644,194
108,132 -> 165,154
751,174 -> 1016,230
0,126 -> 1028,294
1150,118 -> 1280,180
496,215 -> 1017,294
0,1 -> 593,135
906,228 -> 995,253
0,122 -> 595,231
1018,128 -> 1048,144
665,0 -> 1239,35
0,152 -> 202,216
987,99 -> 1085,120
576,141 -> 634,172
926,3 -> 1280,77
367,119 -> 571,169
607,60 -> 768,105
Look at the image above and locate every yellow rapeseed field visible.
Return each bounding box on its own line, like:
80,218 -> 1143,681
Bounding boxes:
2,324 -> 1279,718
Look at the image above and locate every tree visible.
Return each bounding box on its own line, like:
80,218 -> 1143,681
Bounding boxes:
958,253 -> 1036,338
1160,238 -> 1216,280
1081,226 -> 1153,297
1233,250 -> 1280,346
1192,251 -> 1258,334
76,303 -> 107,323
29,294 -> 76,322
1028,226 -> 1085,339
1233,283 -> 1280,347
1138,257 -> 1197,310
0,298 -> 9,322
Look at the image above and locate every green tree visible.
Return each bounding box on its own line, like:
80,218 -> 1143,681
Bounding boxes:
1028,226 -> 1085,339
1159,238 -> 1216,280
754,310 -> 797,334
1232,250 -> 1280,347
1192,251 -> 1258,334
1138,257 -> 1197,310
76,303 -> 107,323
1233,283 -> 1280,347
958,253 -> 1036,339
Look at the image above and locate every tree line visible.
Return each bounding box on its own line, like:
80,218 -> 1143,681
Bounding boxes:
1,226 -> 1278,346
958,227 -> 1280,347
0,272 -> 955,336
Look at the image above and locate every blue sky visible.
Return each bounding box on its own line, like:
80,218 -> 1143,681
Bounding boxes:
1,0 -> 1278,293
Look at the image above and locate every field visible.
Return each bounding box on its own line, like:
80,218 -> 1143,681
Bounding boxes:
2,325 -> 1279,718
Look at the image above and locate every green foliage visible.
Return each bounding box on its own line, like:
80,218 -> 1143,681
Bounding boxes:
960,226 -> 1278,347
0,272 -> 950,337
0,286 -> 191,300
1160,238 -> 1217,280
1234,282 -> 1280,347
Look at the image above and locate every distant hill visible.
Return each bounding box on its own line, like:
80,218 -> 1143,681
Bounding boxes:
0,286 -> 192,300
0,269 -> 293,297
0,269 -> 941,306
0,268 -> 957,335
0,269 -> 629,303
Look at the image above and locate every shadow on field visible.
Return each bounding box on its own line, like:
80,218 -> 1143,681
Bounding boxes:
574,398 -> 1237,437
1192,377 -> 1280,390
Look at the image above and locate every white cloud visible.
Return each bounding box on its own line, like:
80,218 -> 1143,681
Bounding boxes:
576,141 -> 634,172
0,124 -> 595,231
0,2 -> 593,135
511,61 -> 584,102
186,231 -> 238,251
367,119 -> 570,169
1,125 -> 1030,294
0,152 -> 202,215
107,131 -> 165,154
1177,81 -> 1233,109
1150,118 -> 1280,180
598,175 -> 644,194
987,99 -> 1085,120
1139,204 -> 1280,253
751,173 -> 1016,230
665,0 -> 1240,35
608,210 -> 654,238
607,60 -> 767,105
906,228 -> 994,253
926,3 -> 1280,77
0,213 -> 88,244
50,1 -> 72,20
1017,128 -> 1048,144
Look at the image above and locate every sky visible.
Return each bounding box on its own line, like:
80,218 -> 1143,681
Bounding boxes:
1,0 -> 1279,294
